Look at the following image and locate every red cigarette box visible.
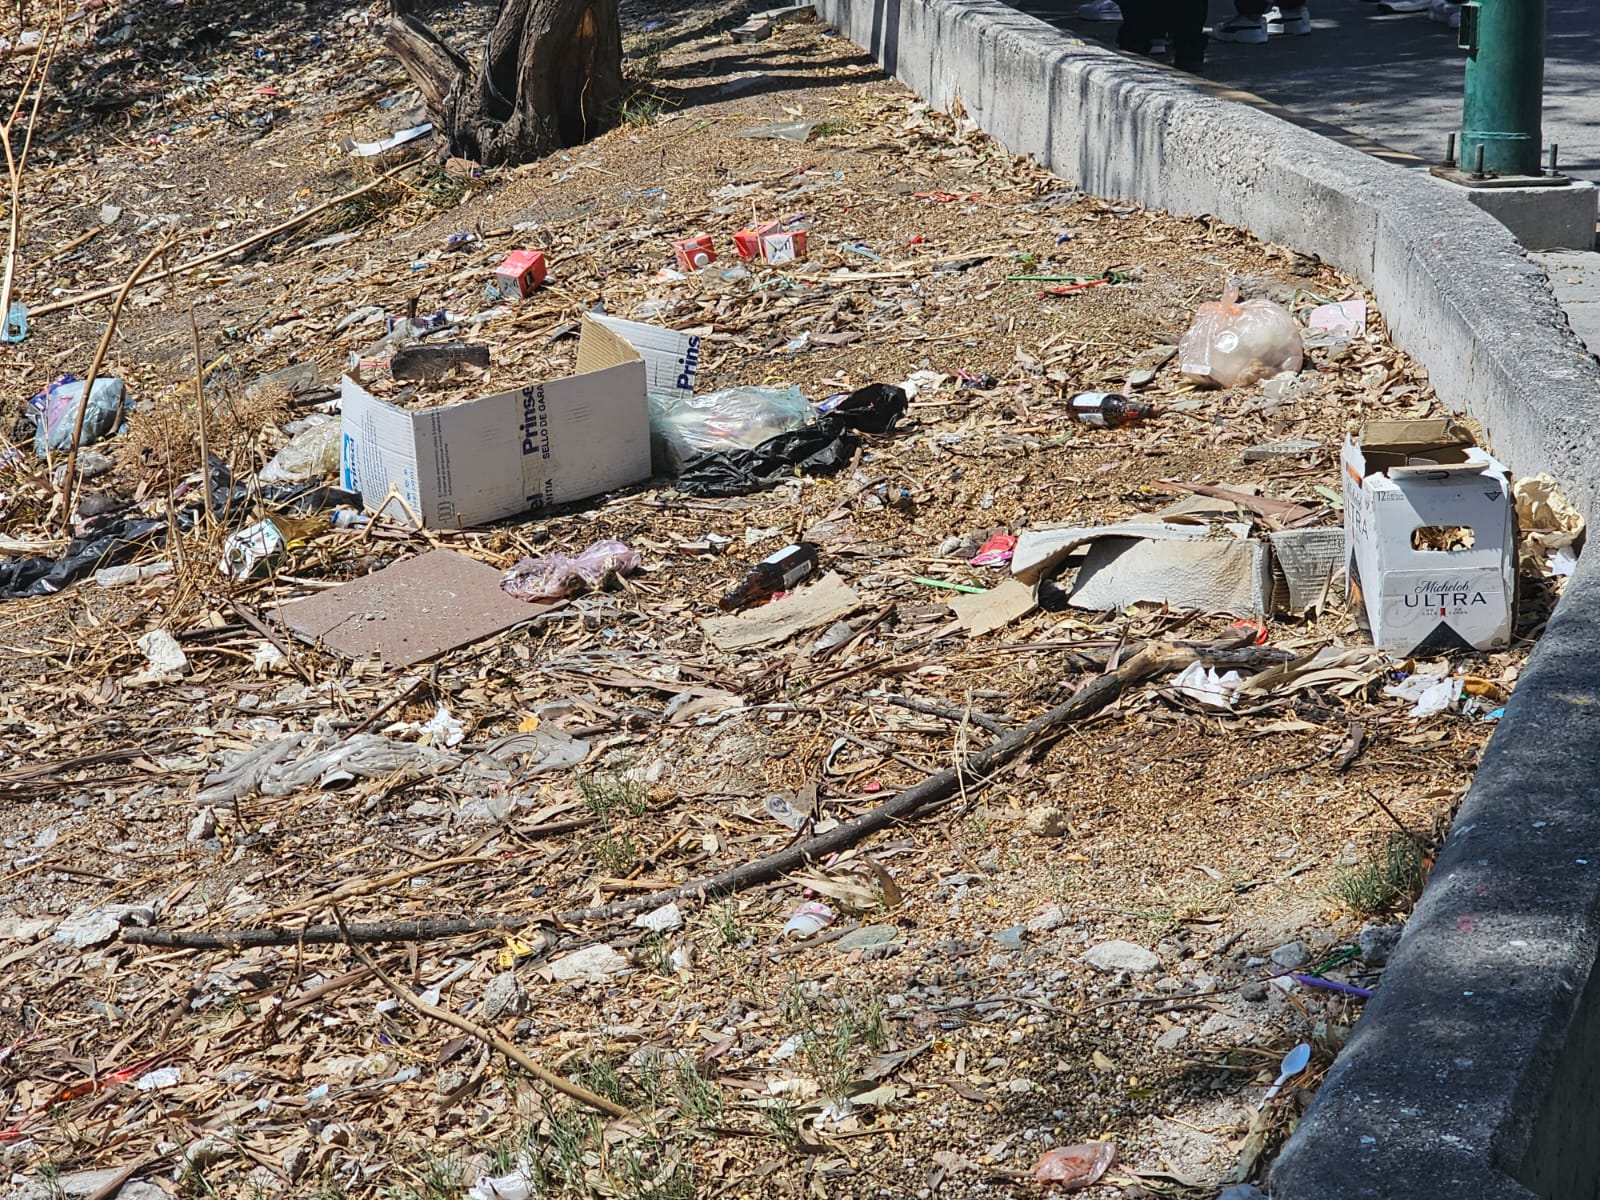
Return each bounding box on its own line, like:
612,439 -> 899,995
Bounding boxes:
674,235 -> 716,271
495,249 -> 548,298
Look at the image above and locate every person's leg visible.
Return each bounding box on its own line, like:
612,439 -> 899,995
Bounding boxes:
1116,0 -> 1158,53
1214,0 -> 1269,41
1169,0 -> 1208,68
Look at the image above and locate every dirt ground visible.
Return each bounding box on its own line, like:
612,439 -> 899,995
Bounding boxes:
0,0 -> 1560,1197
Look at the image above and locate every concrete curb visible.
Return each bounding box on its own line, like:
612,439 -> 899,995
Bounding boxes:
812,1 -> 1600,1195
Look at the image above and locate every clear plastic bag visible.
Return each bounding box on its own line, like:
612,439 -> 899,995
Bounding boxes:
1177,283 -> 1304,388
259,417 -> 342,483
502,539 -> 640,601
648,385 -> 813,474
31,375 -> 128,456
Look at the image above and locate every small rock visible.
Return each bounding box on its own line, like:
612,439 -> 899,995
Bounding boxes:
1026,905 -> 1069,934
1155,1026 -> 1189,1051
634,902 -> 684,933
1239,981 -> 1269,1002
52,903 -> 154,949
282,1144 -> 311,1180
479,971 -> 529,1021
116,1183 -> 167,1200
1082,939 -> 1160,975
547,943 -> 628,981
1025,805 -> 1070,838
835,924 -> 901,954
185,1136 -> 232,1167
992,925 -> 1026,951
187,807 -> 217,843
1270,940 -> 1310,970
1004,1078 -> 1033,1093
435,1067 -> 471,1096
1358,923 -> 1403,967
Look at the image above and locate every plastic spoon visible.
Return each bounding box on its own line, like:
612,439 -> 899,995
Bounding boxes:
1259,1042 -> 1312,1108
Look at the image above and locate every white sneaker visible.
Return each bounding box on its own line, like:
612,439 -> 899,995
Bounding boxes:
1428,0 -> 1460,26
1076,0 -> 1122,20
1266,4 -> 1311,34
1376,0 -> 1430,11
1212,14 -> 1268,42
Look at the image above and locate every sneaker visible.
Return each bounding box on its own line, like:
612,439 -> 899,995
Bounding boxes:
1428,0 -> 1460,26
1212,14 -> 1268,42
1266,4 -> 1311,33
1376,0 -> 1430,11
1076,0 -> 1122,20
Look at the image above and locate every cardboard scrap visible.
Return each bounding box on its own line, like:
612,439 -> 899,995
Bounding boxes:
701,572 -> 861,650
950,578 -> 1038,636
1013,519 -> 1343,618
276,548 -> 543,667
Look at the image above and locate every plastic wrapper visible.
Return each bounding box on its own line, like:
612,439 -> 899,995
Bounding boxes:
649,385 -> 813,474
259,418 -> 342,483
1177,283 -> 1303,388
30,375 -> 129,456
502,539 -> 639,601
676,383 -> 908,498
1033,1141 -> 1115,1189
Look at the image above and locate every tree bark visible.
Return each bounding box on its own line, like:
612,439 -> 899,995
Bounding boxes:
385,0 -> 623,167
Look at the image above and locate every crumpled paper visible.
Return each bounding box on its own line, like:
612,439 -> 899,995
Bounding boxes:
1514,473 -> 1584,579
1173,659 -> 1242,709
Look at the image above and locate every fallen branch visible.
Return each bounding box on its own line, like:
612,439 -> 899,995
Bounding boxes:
331,907 -> 631,1120
125,643 -> 1192,950
122,914 -> 540,950
29,166 -> 414,320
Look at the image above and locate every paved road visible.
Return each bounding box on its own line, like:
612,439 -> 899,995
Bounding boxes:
1010,0 -> 1600,180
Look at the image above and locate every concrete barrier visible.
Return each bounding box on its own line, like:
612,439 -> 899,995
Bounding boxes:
812,1 -> 1600,1196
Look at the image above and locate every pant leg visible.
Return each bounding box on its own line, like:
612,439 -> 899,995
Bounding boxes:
1116,0 -> 1159,53
1168,0 -> 1209,64
1234,0 -> 1269,14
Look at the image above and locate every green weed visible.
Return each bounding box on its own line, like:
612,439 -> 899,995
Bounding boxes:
1333,833 -> 1426,915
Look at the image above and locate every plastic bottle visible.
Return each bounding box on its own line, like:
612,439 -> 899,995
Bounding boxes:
719,542 -> 819,611
1066,392 -> 1157,428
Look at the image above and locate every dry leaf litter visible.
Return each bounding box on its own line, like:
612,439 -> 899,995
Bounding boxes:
0,0 -> 1567,1198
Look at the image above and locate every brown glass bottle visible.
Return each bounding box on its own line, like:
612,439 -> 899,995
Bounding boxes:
719,542 -> 820,611
1066,392 -> 1157,428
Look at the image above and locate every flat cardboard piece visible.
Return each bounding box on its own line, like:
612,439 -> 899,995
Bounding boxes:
339,316 -> 654,529
1342,424 -> 1514,654
701,572 -> 861,650
275,549 -> 542,667
1012,522 -> 1211,585
1069,536 -> 1272,617
950,577 -> 1039,636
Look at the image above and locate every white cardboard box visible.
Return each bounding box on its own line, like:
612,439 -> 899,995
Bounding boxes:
589,315 -> 702,400
340,316 -> 664,529
1342,419 -> 1516,655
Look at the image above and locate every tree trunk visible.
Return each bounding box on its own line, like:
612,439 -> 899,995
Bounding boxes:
385,0 -> 623,167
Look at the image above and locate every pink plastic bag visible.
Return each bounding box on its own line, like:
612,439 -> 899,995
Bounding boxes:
1178,282 -> 1303,388
1033,1141 -> 1115,1190
502,539 -> 640,601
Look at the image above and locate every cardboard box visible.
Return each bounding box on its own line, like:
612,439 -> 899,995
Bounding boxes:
589,315 -> 701,399
1341,419 -> 1515,655
674,235 -> 716,272
339,316 -> 654,529
495,249 -> 547,298
734,221 -> 807,264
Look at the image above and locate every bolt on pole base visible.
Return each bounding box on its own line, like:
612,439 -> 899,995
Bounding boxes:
1429,165 -> 1574,190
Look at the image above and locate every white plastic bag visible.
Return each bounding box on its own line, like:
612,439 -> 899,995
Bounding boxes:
1178,283 -> 1304,388
260,417 -> 341,483
648,385 -> 813,473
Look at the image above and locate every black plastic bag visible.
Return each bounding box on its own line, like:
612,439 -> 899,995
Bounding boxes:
675,383 -> 907,498
0,516 -> 164,599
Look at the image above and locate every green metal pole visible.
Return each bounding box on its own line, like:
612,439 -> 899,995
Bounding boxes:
1459,0 -> 1546,176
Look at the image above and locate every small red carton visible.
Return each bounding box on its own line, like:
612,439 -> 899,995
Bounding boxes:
673,235 -> 716,271
495,249 -> 548,298
734,221 -> 807,265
